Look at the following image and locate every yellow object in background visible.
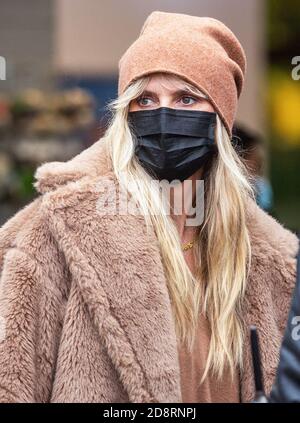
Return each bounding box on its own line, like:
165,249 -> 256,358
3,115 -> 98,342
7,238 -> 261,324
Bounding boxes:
269,74 -> 300,146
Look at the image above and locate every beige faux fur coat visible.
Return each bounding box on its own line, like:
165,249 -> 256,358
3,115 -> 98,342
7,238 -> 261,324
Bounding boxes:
0,137 -> 298,403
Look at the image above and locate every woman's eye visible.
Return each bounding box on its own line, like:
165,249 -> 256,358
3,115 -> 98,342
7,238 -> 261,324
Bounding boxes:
180,96 -> 197,105
137,97 -> 153,106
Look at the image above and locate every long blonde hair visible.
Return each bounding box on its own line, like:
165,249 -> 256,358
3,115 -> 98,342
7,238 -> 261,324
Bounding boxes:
103,73 -> 256,383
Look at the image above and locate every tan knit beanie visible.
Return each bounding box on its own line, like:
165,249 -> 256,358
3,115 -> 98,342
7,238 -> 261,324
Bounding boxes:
118,11 -> 246,136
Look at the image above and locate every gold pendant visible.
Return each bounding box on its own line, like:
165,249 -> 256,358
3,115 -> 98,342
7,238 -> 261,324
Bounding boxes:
182,239 -> 195,252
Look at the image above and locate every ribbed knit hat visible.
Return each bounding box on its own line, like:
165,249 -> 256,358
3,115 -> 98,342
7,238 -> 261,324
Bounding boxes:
118,11 -> 247,136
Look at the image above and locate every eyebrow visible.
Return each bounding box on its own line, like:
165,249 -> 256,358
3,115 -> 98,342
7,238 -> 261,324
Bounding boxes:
138,89 -> 200,98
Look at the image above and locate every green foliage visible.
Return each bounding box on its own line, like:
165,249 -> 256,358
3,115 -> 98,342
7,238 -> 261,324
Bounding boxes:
14,165 -> 35,199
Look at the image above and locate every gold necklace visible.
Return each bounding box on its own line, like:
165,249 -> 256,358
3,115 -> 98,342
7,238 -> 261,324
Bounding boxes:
182,238 -> 197,252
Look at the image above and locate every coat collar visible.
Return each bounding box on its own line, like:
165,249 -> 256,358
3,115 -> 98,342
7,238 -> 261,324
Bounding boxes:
35,138 -> 299,403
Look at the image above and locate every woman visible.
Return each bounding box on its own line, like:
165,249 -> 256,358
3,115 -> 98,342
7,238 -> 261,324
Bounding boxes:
0,11 -> 298,403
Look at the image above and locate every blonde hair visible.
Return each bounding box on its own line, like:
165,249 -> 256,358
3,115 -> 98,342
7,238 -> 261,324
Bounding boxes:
103,73 -> 256,383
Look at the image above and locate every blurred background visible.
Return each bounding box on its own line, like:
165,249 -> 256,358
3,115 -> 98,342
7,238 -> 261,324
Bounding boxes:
0,0 -> 299,232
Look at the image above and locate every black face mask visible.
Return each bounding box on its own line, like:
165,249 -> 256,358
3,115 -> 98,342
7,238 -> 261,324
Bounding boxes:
128,106 -> 217,182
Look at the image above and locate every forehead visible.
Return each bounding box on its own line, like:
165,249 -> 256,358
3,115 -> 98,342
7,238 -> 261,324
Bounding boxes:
144,72 -> 189,92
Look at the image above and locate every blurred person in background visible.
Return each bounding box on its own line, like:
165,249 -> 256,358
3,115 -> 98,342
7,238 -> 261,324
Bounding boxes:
0,11 -> 298,403
232,124 -> 274,213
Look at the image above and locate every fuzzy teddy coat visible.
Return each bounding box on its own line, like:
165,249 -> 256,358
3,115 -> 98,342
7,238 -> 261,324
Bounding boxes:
0,138 -> 298,403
